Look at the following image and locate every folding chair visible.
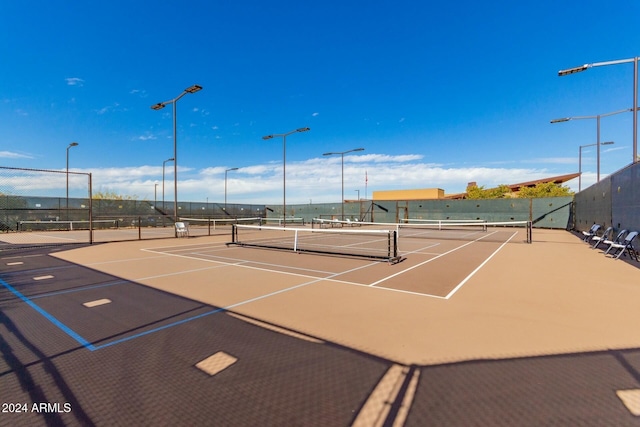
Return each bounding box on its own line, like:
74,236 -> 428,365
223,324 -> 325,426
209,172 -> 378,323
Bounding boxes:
591,226 -> 613,249
582,224 -> 601,242
606,231 -> 639,261
602,230 -> 628,254
175,221 -> 189,238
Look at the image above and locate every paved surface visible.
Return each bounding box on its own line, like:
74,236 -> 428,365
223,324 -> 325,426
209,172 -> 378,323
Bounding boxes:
1,228 -> 640,426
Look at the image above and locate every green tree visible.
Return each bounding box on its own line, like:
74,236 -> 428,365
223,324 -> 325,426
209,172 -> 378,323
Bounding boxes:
466,184 -> 512,199
517,182 -> 574,198
92,190 -> 138,200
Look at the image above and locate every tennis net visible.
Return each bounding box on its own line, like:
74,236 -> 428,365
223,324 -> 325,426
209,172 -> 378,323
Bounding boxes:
229,224 -> 401,263
398,220 -> 532,243
312,218 -> 532,243
18,219 -> 117,232
179,217 -> 262,236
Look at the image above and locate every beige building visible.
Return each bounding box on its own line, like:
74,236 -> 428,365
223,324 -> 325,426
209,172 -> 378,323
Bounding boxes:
372,188 -> 445,200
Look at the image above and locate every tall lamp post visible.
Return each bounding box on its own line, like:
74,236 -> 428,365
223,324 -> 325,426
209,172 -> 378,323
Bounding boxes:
162,157 -> 175,214
66,142 -> 79,213
151,84 -> 203,226
225,167 -> 239,213
262,127 -> 310,226
154,183 -> 158,209
578,141 -> 615,191
551,108 -> 631,186
323,148 -> 365,221
558,57 -> 638,164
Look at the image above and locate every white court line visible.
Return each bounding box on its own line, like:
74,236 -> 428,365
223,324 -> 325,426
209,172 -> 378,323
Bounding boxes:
25,233 -> 78,241
367,230 -> 501,288
443,231 -> 518,299
191,251 -> 340,276
142,246 -> 374,287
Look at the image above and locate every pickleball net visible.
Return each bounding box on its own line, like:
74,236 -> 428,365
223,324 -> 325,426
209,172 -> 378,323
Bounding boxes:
311,218 -> 532,243
229,223 -> 401,263
178,217 -> 262,236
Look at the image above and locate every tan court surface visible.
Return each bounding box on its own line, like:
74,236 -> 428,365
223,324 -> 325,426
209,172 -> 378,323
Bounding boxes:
51,228 -> 640,366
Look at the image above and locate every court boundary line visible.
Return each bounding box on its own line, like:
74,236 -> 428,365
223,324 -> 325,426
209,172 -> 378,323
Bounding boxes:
367,230 -> 504,292
443,231 -> 518,299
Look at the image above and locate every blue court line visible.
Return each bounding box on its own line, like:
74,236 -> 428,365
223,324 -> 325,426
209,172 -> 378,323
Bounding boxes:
92,307 -> 226,350
0,269 -> 327,352
0,277 -> 96,351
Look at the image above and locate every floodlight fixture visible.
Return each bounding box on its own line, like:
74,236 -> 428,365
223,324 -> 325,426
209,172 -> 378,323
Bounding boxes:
558,64 -> 589,76
557,56 -> 639,164
185,84 -> 203,94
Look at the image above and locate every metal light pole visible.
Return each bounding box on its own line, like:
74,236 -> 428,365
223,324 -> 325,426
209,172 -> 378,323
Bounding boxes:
551,108 -> 631,184
323,148 -> 365,221
262,127 -> 310,226
154,183 -> 158,209
577,141 -> 615,191
355,189 -> 360,200
162,157 -> 174,214
558,57 -> 639,164
151,84 -> 203,226
225,167 -> 239,213
66,142 -> 78,214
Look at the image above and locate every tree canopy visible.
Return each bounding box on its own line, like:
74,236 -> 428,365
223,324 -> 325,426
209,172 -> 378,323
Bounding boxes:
465,182 -> 573,199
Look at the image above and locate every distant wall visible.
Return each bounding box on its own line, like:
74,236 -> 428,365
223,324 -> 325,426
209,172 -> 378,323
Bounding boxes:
277,196 -> 573,228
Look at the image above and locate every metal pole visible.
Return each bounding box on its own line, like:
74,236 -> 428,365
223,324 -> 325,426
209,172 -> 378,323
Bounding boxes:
634,57 -> 638,163
283,134 -> 287,227
66,148 -> 69,211
596,115 -> 601,181
173,101 -> 178,225
341,152 -> 345,220
578,146 -> 583,191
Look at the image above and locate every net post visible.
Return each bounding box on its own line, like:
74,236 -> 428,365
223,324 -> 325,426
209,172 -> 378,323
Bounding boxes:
527,221 -> 532,243
294,229 -> 298,252
231,224 -> 237,243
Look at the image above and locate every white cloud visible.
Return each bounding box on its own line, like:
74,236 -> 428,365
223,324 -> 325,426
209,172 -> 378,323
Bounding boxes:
0,151 -> 33,159
7,154 -> 578,204
65,77 -> 84,86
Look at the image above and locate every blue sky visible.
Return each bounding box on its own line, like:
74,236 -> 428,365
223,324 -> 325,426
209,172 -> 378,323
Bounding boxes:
1,1 -> 639,204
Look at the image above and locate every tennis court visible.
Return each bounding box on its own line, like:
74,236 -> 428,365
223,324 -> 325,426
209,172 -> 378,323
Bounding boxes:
3,225 -> 640,425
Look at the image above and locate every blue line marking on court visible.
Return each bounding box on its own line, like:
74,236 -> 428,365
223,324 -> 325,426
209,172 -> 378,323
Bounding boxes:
0,277 -> 96,351
1,268 -> 332,352
93,307 -> 227,350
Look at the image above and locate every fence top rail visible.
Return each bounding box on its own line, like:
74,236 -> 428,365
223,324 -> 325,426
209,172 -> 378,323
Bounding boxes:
0,165 -> 90,176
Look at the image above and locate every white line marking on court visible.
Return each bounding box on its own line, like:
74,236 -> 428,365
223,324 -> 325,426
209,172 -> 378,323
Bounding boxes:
33,275 -> 54,281
2,254 -> 44,260
6,262 -> 24,266
190,251 -> 340,275
443,231 -> 518,299
141,246 -> 374,287
28,233 -> 78,241
367,231 -> 501,288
